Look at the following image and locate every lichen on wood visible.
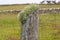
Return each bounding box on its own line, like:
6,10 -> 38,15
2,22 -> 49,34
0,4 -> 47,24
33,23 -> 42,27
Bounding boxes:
17,4 -> 39,25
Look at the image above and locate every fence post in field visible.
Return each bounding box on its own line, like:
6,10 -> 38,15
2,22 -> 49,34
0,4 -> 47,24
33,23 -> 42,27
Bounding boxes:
21,10 -> 39,40
17,5 -> 39,40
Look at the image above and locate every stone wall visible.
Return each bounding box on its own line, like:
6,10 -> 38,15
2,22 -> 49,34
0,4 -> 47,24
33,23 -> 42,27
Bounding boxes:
0,8 -> 60,14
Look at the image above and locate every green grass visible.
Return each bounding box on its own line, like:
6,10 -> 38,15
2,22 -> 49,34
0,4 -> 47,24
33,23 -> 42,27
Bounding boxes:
0,13 -> 60,40
0,14 -> 20,40
39,13 -> 60,40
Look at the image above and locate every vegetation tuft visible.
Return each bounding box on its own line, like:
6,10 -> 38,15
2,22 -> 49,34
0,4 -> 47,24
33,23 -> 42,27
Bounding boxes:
17,4 -> 39,25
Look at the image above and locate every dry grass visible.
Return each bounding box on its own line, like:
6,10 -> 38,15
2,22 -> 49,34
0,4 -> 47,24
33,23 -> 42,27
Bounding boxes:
0,4 -> 60,11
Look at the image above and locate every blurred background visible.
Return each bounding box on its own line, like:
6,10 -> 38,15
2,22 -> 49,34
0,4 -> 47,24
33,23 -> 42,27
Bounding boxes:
0,0 -> 60,40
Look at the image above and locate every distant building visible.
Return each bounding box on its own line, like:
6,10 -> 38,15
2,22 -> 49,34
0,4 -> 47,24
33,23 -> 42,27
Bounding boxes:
41,0 -> 56,4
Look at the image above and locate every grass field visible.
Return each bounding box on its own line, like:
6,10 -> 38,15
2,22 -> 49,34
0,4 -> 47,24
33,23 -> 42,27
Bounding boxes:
0,4 -> 60,40
0,14 -> 20,40
0,13 -> 60,40
0,4 -> 60,10
39,13 -> 60,40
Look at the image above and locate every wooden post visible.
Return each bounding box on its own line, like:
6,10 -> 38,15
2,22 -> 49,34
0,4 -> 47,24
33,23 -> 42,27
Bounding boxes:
21,10 -> 39,40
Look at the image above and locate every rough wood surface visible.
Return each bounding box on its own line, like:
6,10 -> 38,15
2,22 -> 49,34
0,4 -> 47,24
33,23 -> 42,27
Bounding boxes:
21,10 -> 38,40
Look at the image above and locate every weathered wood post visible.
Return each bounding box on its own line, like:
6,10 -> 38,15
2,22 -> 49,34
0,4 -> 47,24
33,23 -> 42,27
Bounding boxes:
17,5 -> 39,40
21,10 -> 39,40
28,10 -> 38,40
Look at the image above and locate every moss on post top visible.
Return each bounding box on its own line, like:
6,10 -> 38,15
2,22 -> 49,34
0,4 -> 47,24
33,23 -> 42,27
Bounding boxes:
18,4 -> 39,25
19,4 -> 39,14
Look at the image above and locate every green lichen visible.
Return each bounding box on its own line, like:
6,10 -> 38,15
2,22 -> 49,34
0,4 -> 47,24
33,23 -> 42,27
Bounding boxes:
18,4 -> 39,25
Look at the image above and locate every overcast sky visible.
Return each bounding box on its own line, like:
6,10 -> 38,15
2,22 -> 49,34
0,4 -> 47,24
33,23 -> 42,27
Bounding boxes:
0,0 -> 60,5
